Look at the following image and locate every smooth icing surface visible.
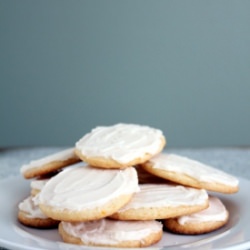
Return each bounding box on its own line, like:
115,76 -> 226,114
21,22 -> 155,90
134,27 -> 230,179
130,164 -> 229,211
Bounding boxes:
38,165 -> 139,210
118,184 -> 208,212
178,196 -> 228,225
149,153 -> 239,187
75,123 -> 165,164
61,219 -> 162,245
18,196 -> 48,219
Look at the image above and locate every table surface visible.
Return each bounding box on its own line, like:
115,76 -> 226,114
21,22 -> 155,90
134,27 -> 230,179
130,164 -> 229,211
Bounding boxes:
1,146 -> 250,250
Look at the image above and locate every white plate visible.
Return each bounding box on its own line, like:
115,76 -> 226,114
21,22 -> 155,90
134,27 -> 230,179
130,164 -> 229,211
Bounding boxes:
0,176 -> 250,250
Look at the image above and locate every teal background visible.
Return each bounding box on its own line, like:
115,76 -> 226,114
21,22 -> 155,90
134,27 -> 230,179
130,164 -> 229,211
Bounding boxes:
1,0 -> 250,147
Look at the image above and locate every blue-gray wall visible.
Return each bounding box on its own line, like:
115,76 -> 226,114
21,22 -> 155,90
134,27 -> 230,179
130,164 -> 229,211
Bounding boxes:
1,0 -> 250,147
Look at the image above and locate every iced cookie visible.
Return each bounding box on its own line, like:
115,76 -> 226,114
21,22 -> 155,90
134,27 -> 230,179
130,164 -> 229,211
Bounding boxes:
75,123 -> 166,169
20,148 -> 80,179
30,178 -> 49,196
38,165 -> 139,222
110,184 -> 208,221
164,196 -> 229,235
58,219 -> 163,248
141,153 -> 239,194
18,196 -> 59,228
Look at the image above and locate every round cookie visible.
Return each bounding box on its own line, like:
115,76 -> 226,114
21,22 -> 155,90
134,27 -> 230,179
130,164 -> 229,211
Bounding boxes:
141,153 -> 239,194
58,219 -> 163,248
30,178 -> 49,196
75,123 -> 166,169
20,148 -> 80,179
164,196 -> 229,235
38,165 -> 139,222
18,196 -> 59,228
110,184 -> 209,221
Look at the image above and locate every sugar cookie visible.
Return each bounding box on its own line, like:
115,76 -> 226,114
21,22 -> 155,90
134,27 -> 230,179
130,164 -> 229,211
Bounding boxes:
164,196 -> 229,235
58,219 -> 163,248
141,153 -> 239,194
30,178 -> 49,196
18,196 -> 59,228
38,165 -> 139,222
20,148 -> 80,179
110,184 -> 208,221
75,123 -> 166,169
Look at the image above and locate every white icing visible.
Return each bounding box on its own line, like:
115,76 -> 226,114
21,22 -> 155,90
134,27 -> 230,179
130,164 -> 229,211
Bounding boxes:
61,219 -> 162,245
118,184 -> 208,212
30,179 -> 49,191
178,196 -> 228,225
75,123 -> 164,164
149,153 -> 239,187
20,148 -> 77,173
38,165 -> 139,210
18,196 -> 48,219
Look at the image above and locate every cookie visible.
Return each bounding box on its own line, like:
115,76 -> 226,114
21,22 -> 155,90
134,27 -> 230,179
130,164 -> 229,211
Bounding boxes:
58,219 -> 163,248
75,123 -> 166,169
38,165 -> 139,222
18,196 -> 59,228
30,178 -> 49,196
141,153 -> 239,194
20,148 -> 80,179
164,196 -> 229,235
110,184 -> 209,221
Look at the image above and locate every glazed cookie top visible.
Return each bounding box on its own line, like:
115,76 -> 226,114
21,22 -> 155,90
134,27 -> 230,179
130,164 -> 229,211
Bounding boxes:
75,123 -> 165,164
118,184 -> 208,212
61,219 -> 162,245
38,165 -> 139,210
20,148 -> 77,174
18,196 -> 48,219
177,196 -> 228,225
147,153 -> 239,187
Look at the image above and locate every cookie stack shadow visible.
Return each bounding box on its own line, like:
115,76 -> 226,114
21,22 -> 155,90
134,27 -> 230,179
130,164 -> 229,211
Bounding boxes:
18,123 -> 239,248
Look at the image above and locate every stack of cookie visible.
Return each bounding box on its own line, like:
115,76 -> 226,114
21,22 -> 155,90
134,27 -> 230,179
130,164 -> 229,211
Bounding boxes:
18,123 -> 239,248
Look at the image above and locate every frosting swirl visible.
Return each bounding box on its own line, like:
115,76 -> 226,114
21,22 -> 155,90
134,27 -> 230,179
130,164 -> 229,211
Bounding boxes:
118,184 -> 208,212
149,153 -> 239,187
61,219 -> 162,245
75,123 -> 165,164
178,196 -> 228,225
18,196 -> 48,219
38,165 -> 139,210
